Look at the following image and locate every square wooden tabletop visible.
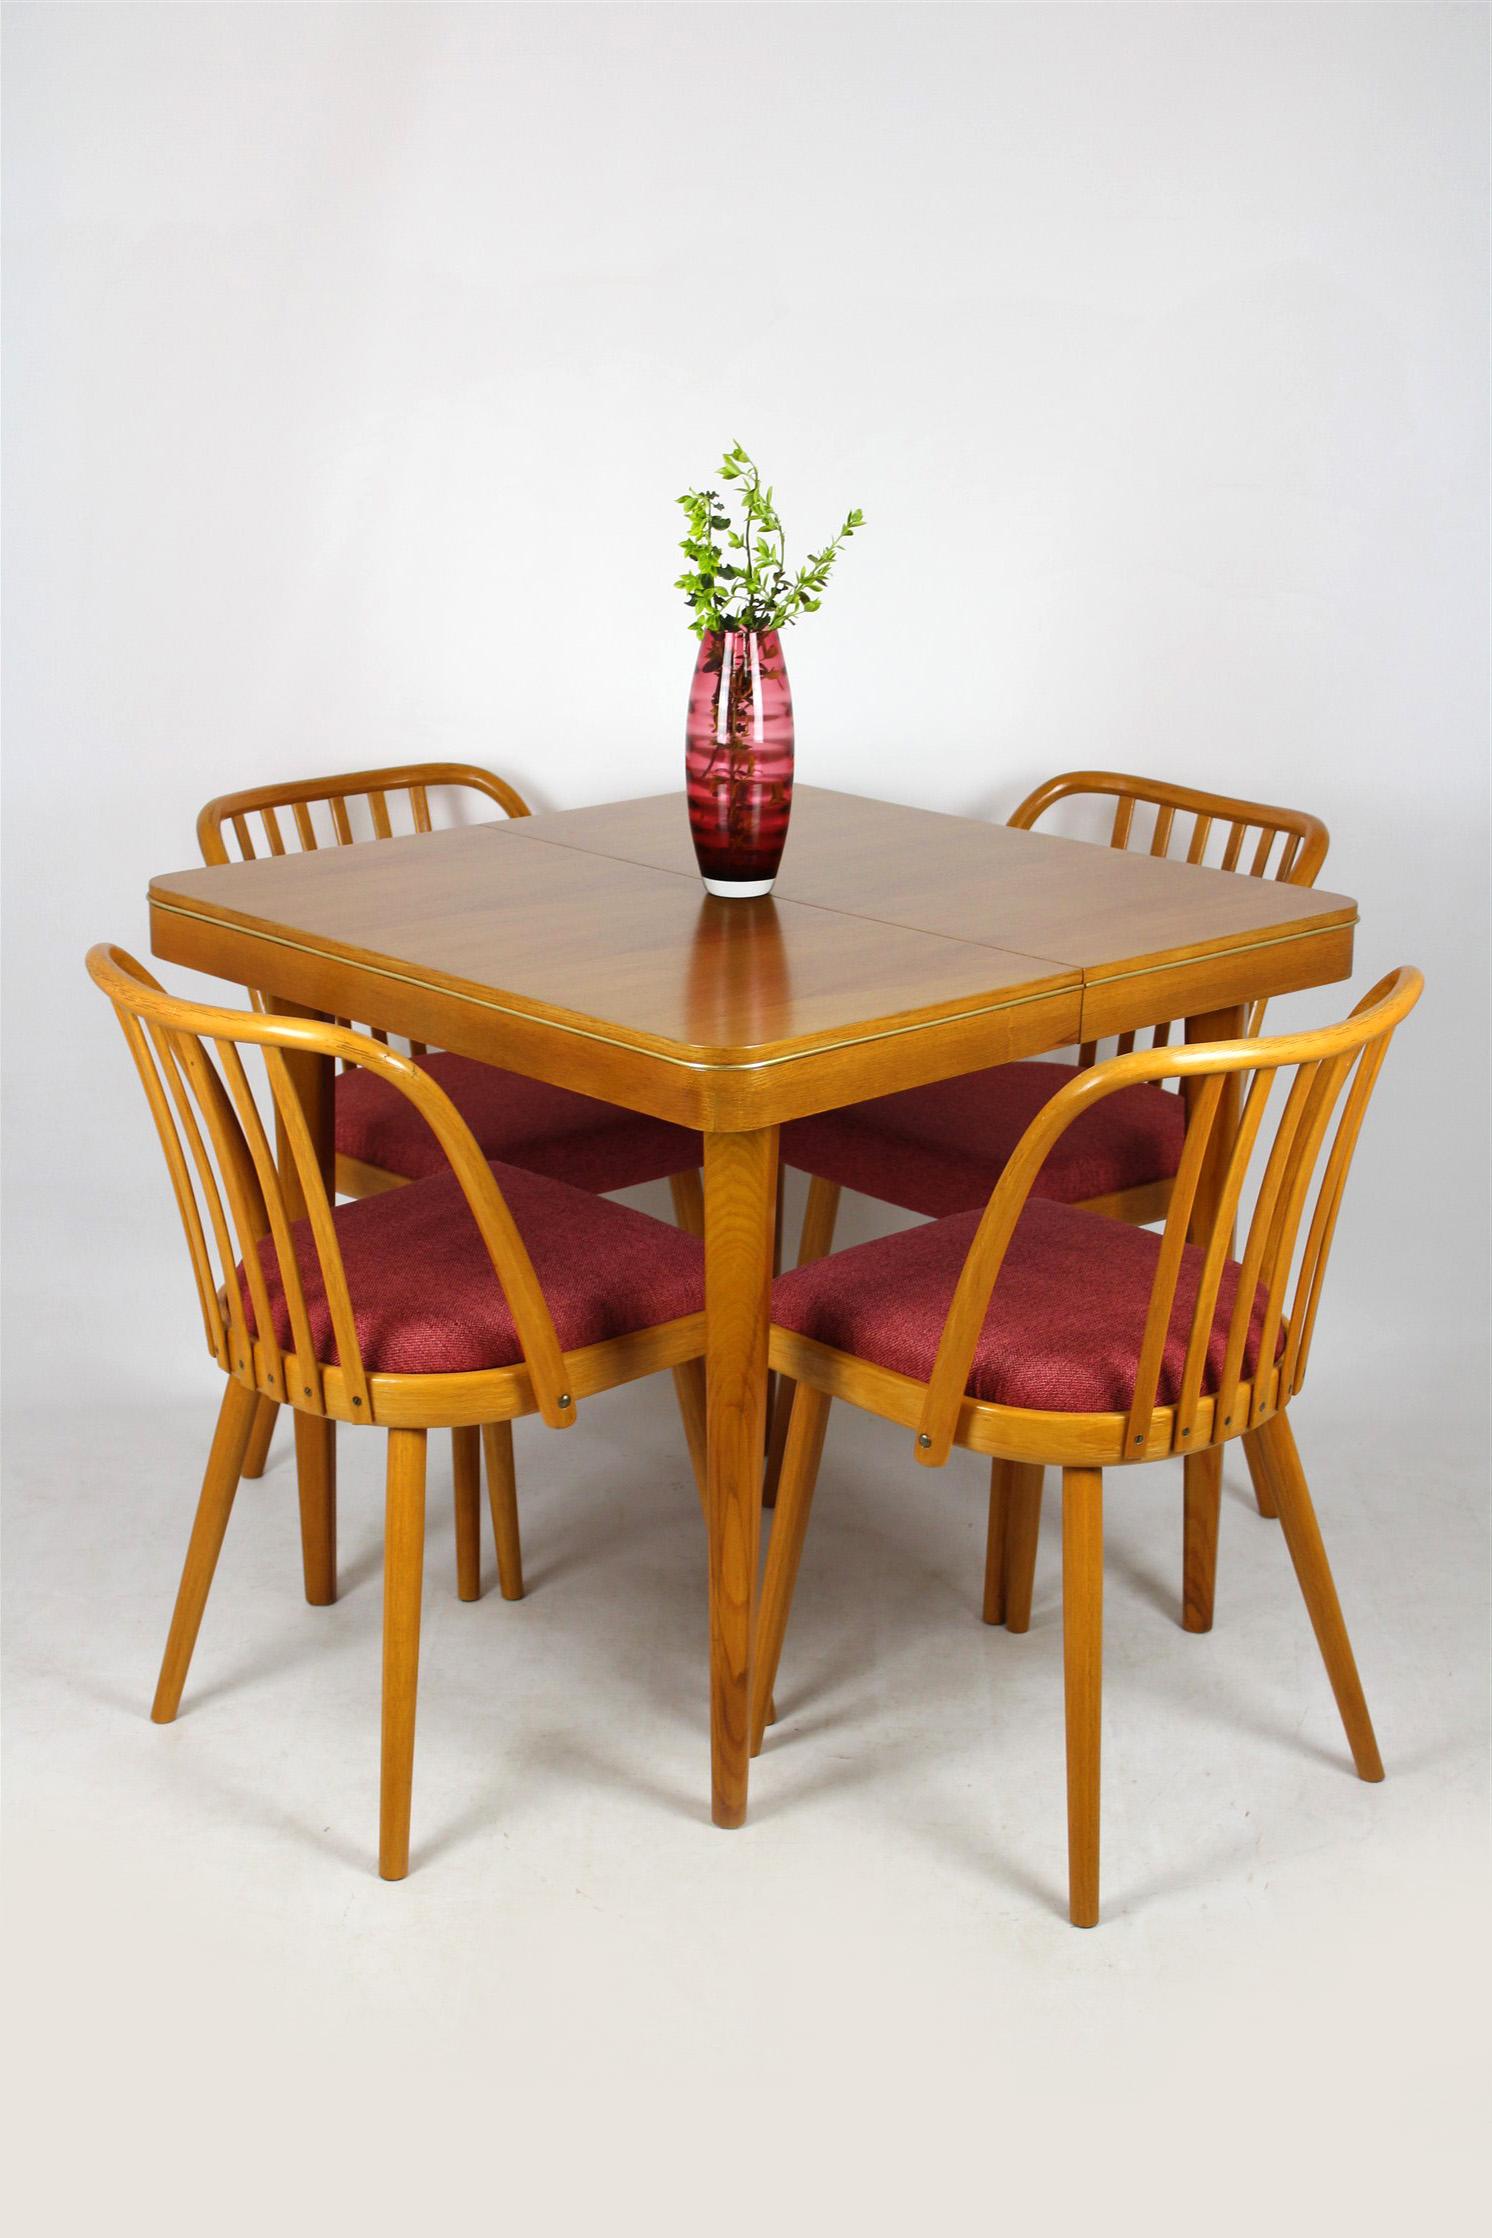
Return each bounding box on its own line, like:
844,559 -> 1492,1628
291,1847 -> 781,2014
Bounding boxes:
149,786 -> 1356,1130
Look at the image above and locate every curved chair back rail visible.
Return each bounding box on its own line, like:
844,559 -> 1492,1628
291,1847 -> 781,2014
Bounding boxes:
196,760 -> 530,864
85,943 -> 575,1431
197,761 -> 531,1055
1008,769 -> 1330,1056
908,966 -> 1421,1468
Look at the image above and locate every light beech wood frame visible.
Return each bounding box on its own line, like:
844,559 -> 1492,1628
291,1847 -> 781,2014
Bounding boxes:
88,943 -> 706,1880
752,967 -> 1420,1926
200,764 -> 535,1496
770,770 -> 1333,1564
197,761 -> 704,1567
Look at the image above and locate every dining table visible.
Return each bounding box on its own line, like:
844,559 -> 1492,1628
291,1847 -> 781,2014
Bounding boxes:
147,783 -> 1358,1829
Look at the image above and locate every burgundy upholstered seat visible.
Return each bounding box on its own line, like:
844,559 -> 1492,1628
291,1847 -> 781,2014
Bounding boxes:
781,1061 -> 1185,1219
771,1197 -> 1276,1415
240,1158 -> 704,1376
335,1051 -> 699,1193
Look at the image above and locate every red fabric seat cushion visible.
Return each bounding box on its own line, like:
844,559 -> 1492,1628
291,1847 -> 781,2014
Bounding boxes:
240,1158 -> 704,1376
335,1052 -> 699,1193
782,1061 -> 1184,1218
772,1197 -> 1275,1415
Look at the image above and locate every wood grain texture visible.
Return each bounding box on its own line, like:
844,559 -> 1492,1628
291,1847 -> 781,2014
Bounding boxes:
380,1427 -> 428,1881
750,1384 -> 831,1757
452,1425 -> 482,1602
1182,1447 -> 1222,1633
750,969 -> 1418,1922
240,1394 -> 278,1479
150,819 -> 1084,1129
1063,1468 -> 1104,1929
150,1379 -> 258,1722
481,1421 -> 524,1602
1259,1414 -> 1384,1781
703,1128 -> 778,1826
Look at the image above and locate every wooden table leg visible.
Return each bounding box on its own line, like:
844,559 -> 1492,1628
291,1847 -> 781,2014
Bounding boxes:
270,998 -> 338,1605
703,1127 -> 778,1828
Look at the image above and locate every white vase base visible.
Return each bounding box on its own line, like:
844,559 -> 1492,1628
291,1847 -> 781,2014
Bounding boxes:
702,876 -> 776,899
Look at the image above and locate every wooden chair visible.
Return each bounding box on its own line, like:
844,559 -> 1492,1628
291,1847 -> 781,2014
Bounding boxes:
198,764 -> 705,1568
752,967 -> 1420,1925
771,772 -> 1331,1583
88,944 -> 708,1878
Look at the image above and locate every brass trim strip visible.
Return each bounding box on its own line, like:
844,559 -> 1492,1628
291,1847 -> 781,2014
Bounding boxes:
148,897 -> 1076,1075
1085,916 -> 1355,991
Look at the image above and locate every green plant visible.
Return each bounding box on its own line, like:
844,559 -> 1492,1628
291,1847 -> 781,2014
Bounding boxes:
675,444 -> 864,639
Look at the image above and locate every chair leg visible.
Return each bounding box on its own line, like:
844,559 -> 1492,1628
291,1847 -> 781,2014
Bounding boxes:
983,1460 -> 1009,1623
151,1379 -> 259,1723
1259,1413 -> 1383,1782
480,1421 -> 525,1601
763,1177 -> 842,1506
1182,1446 -> 1222,1633
1062,1467 -> 1103,1929
669,1168 -> 705,1236
380,1428 -> 428,1880
240,1395 -> 278,1480
1241,1426 -> 1280,1518
293,1414 -> 337,1606
452,1426 -> 482,1602
749,1385 -> 832,1757
667,1174 -> 713,1511
672,1359 -> 709,1522
1002,1464 -> 1044,1633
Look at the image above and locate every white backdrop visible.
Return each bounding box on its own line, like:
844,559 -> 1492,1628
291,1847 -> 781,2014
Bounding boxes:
4,1 -> 1487,1397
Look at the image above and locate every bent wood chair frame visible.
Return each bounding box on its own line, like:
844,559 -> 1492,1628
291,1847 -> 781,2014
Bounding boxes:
89,943 -> 706,1880
196,761 -> 708,1548
770,769 -> 1333,1553
753,966 -> 1420,1926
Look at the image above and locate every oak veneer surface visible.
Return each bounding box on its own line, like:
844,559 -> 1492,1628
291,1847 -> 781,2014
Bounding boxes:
502,787 -> 1355,962
148,788 -> 1355,1129
149,818 -> 1082,1129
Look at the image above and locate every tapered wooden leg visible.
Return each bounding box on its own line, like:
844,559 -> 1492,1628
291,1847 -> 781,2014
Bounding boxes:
1002,1464 -> 1045,1633
269,1011 -> 338,1607
380,1428 -> 428,1881
240,1396 -> 278,1480
1241,1427 -> 1280,1518
669,1168 -> 705,1236
152,1379 -> 259,1723
668,1173 -> 711,1513
672,1359 -> 710,1521
763,1176 -> 842,1507
1062,1467 -> 1103,1928
1259,1414 -> 1383,1781
983,1461 -> 1009,1624
452,1426 -> 482,1602
704,1127 -> 777,1827
480,1421 -> 524,1601
1182,1446 -> 1222,1633
750,1385 -> 831,1756
293,1414 -> 337,1606
763,1165 -> 787,1472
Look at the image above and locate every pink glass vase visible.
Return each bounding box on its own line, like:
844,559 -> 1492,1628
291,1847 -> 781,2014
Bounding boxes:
685,629 -> 794,897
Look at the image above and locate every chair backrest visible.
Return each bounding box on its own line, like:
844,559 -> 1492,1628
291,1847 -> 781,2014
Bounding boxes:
196,761 -> 530,1055
1008,770 -> 1330,1052
87,944 -> 574,1430
916,966 -> 1422,1465
197,761 -> 529,865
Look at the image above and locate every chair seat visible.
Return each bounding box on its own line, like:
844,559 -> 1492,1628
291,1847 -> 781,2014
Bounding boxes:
781,1061 -> 1185,1217
771,1197 -> 1276,1415
241,1159 -> 705,1376
335,1052 -> 699,1193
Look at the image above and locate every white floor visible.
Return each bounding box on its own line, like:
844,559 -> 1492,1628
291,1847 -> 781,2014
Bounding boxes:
3,1335 -> 1487,2230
